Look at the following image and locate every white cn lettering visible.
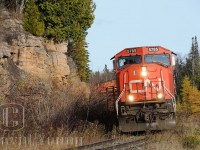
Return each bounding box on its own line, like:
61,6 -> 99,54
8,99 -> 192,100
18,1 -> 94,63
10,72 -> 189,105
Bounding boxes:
129,78 -> 162,93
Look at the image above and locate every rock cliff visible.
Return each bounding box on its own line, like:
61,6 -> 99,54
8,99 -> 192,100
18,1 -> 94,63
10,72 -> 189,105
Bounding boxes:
0,8 -> 89,97
0,8 -> 70,83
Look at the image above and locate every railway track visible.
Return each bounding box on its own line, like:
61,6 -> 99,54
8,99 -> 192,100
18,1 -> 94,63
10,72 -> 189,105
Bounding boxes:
66,137 -> 148,150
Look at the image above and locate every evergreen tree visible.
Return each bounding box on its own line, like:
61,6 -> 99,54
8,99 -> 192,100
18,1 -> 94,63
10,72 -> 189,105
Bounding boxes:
85,52 -> 92,81
68,38 -> 91,81
185,36 -> 200,89
193,36 -> 200,89
102,64 -> 110,81
174,55 -> 185,100
194,36 -> 199,62
23,0 -> 45,36
37,0 -> 95,42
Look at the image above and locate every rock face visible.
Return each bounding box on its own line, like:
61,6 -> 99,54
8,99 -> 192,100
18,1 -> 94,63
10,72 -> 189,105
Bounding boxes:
0,8 -> 91,99
0,8 -> 70,85
11,37 -> 70,84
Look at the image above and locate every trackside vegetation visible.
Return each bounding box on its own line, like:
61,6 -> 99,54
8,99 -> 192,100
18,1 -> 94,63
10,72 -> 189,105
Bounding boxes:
175,36 -> 200,116
178,76 -> 200,115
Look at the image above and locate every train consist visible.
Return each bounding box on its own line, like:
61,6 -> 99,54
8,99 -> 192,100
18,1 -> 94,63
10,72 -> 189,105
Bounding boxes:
109,46 -> 176,132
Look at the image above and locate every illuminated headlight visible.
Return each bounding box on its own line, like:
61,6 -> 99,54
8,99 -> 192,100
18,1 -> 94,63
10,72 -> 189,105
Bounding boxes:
128,95 -> 134,102
141,67 -> 147,77
157,93 -> 163,99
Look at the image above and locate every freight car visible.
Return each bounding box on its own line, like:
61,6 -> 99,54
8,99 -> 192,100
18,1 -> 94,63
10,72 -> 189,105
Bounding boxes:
110,46 -> 176,132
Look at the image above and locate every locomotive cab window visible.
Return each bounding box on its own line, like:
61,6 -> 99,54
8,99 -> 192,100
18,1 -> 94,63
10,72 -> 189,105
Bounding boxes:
145,54 -> 170,67
118,55 -> 142,69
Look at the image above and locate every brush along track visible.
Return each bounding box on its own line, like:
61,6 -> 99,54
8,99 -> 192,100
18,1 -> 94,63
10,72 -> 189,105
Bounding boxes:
66,137 -> 148,150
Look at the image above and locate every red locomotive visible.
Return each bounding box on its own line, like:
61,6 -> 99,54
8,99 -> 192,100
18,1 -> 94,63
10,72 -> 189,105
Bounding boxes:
111,46 -> 176,132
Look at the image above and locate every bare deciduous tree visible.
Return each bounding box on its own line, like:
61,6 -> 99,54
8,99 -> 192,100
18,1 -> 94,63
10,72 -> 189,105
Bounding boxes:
0,0 -> 27,13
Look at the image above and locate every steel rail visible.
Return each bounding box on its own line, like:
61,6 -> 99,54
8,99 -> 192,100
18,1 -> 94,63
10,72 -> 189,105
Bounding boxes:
65,137 -> 148,150
101,138 -> 147,150
65,138 -> 116,150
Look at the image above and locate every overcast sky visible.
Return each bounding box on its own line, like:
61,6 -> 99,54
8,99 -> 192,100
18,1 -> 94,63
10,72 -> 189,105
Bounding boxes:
86,0 -> 200,71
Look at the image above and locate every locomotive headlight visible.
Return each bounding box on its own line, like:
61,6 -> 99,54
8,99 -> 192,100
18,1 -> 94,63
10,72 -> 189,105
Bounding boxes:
141,67 -> 147,77
157,93 -> 163,99
128,95 -> 134,102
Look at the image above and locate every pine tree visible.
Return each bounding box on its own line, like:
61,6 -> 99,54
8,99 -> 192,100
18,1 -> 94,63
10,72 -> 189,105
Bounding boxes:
37,0 -> 95,42
68,38 -> 91,81
194,36 -> 199,61
174,55 -> 185,100
102,64 -> 110,81
185,36 -> 200,89
23,0 -> 44,36
194,36 -> 200,89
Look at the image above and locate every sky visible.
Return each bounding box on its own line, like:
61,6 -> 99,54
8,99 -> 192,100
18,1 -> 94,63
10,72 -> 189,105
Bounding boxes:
86,0 -> 200,72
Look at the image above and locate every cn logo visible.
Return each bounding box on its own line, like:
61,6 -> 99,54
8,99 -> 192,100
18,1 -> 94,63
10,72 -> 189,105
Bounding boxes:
129,78 -> 162,93
0,104 -> 24,131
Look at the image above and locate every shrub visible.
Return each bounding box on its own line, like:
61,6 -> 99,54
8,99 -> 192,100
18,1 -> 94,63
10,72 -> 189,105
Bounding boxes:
182,135 -> 200,149
1,75 -> 90,136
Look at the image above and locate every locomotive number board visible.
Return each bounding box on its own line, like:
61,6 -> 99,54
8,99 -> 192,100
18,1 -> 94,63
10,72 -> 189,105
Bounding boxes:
148,47 -> 159,52
127,48 -> 137,53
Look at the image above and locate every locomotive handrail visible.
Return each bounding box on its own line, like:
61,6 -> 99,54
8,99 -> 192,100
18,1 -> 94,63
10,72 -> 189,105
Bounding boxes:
164,86 -> 176,111
115,72 -> 126,117
161,69 -> 176,112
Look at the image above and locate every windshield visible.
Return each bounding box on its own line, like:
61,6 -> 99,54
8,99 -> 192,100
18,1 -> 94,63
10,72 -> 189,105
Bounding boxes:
144,54 -> 170,66
118,55 -> 142,69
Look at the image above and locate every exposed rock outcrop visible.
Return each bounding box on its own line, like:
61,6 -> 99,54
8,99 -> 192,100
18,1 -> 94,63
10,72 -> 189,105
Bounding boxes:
0,8 -> 70,84
0,8 -> 90,97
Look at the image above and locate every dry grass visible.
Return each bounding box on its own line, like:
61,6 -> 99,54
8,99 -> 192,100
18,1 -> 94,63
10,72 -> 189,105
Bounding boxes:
0,123 -> 120,150
0,72 -> 118,149
142,113 -> 200,150
2,77 -> 90,132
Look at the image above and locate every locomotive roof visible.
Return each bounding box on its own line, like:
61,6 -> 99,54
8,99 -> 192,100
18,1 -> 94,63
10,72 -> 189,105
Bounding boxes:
110,46 -> 176,60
